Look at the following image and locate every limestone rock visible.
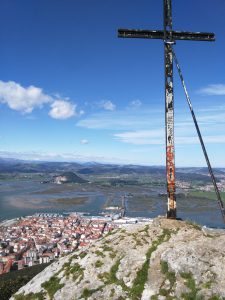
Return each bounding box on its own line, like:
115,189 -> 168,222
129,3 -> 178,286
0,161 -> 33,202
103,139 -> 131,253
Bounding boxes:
11,218 -> 225,300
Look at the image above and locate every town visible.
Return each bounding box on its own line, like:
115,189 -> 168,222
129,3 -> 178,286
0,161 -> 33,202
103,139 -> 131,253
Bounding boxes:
0,211 -> 150,275
0,213 -> 119,275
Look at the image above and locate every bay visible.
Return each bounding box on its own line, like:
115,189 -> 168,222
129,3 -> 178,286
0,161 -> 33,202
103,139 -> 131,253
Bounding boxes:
0,179 -> 224,229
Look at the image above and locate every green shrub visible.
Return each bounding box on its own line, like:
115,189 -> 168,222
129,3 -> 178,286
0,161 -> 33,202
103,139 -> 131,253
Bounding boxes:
41,275 -> 64,299
95,260 -> 104,268
0,263 -> 51,300
14,292 -> 45,300
79,252 -> 87,259
181,272 -> 199,300
95,250 -> 105,258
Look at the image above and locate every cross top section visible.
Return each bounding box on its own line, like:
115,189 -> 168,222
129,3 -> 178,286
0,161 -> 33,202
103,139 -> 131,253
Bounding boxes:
118,0 -> 215,219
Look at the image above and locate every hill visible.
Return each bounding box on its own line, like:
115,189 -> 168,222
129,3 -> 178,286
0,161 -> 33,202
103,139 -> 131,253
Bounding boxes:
52,172 -> 87,184
11,218 -> 225,300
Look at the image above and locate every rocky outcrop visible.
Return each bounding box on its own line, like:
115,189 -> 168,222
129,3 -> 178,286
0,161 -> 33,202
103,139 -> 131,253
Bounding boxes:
11,218 -> 225,300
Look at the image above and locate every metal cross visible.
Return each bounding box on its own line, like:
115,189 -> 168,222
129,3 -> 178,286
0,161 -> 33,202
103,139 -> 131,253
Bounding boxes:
118,0 -> 215,219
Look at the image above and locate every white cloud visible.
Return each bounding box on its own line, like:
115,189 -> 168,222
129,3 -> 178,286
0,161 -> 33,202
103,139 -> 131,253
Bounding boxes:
114,128 -> 225,145
0,80 -> 51,113
114,129 -> 164,145
80,139 -> 89,144
100,100 -> 116,111
176,135 -> 225,144
0,150 -> 127,164
198,84 -> 225,96
129,99 -> 142,109
77,109 -> 163,130
49,100 -> 76,119
0,80 -> 79,120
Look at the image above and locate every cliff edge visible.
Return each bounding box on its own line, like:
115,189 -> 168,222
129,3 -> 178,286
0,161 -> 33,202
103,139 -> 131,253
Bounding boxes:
11,218 -> 225,300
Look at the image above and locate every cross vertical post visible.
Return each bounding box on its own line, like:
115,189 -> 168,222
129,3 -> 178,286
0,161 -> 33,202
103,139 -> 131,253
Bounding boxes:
164,0 -> 176,218
118,0 -> 215,219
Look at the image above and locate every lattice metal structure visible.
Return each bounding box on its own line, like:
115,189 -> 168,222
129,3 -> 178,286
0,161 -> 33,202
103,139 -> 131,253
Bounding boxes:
118,0 -> 215,219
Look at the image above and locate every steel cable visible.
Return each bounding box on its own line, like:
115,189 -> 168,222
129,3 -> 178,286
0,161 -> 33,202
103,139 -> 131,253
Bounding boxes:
172,48 -> 225,224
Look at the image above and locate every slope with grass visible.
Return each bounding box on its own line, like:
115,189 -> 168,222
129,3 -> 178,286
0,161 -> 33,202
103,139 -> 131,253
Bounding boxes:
10,218 -> 225,300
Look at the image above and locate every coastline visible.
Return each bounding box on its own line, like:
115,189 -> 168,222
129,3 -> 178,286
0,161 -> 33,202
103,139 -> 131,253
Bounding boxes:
0,218 -> 19,227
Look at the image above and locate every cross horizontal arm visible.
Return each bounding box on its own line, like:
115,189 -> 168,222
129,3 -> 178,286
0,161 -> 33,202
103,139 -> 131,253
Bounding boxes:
118,29 -> 215,41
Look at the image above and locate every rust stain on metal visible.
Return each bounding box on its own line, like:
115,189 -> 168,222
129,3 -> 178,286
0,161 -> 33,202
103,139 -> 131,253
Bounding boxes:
164,0 -> 176,218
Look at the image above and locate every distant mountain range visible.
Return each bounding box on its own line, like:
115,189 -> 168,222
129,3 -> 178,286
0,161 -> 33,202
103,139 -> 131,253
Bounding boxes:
0,157 -> 224,179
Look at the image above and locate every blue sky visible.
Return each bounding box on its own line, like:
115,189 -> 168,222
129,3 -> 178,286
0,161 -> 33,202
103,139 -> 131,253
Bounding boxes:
0,0 -> 225,166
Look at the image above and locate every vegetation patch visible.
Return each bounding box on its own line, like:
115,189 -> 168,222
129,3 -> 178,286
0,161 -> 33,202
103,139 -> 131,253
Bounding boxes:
79,252 -> 87,259
103,259 -> 121,284
104,229 -> 118,237
102,245 -> 114,252
159,260 -> 176,297
208,296 -> 222,300
186,220 -> 202,231
202,280 -> 213,289
0,263 -> 51,300
95,260 -> 104,268
14,292 -> 45,300
139,224 -> 150,237
151,296 -> 158,300
63,262 -> 84,282
109,251 -> 117,259
181,272 -> 199,300
129,229 -> 172,300
95,250 -> 105,258
110,288 -> 115,297
41,275 -> 64,299
132,232 -> 144,247
81,285 -> 104,299
188,190 -> 225,202
119,235 -> 125,241
97,258 -> 129,293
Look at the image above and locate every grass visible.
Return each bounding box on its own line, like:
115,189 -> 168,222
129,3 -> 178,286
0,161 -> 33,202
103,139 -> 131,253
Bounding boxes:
79,252 -> 87,259
161,260 -> 169,274
0,262 -> 51,300
139,224 -> 150,237
95,250 -> 105,258
159,260 -> 176,297
131,232 -> 145,247
102,245 -> 114,252
186,220 -> 202,231
202,280 -> 213,289
14,292 -> 45,300
95,260 -> 104,268
151,296 -> 158,300
81,286 -> 104,299
181,272 -> 199,300
63,262 -> 84,282
97,258 -> 129,294
104,229 -> 118,237
208,296 -> 223,300
41,275 -> 64,299
129,229 -> 172,300
110,288 -> 115,297
109,251 -> 117,259
105,259 -> 121,283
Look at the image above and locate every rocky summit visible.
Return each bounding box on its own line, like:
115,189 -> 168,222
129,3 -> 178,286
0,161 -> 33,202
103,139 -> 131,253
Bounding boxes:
11,218 -> 225,300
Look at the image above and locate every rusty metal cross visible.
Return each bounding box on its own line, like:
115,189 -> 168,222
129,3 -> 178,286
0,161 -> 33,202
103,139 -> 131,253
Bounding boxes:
118,0 -> 215,219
